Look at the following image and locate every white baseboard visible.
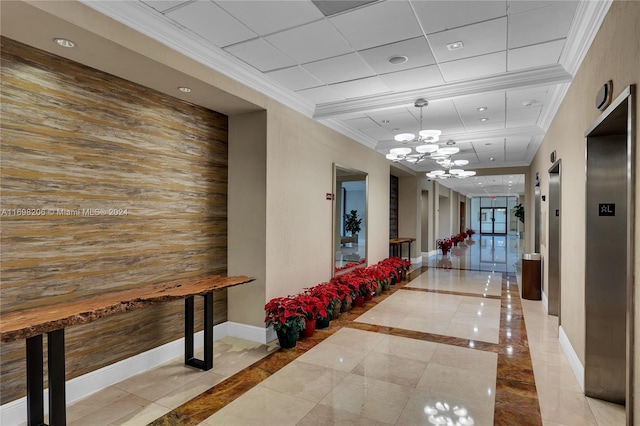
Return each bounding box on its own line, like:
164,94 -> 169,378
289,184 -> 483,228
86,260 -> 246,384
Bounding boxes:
227,321 -> 273,344
422,250 -> 438,258
1,322 -> 239,426
559,325 -> 585,391
542,290 -> 549,313
411,256 -> 423,266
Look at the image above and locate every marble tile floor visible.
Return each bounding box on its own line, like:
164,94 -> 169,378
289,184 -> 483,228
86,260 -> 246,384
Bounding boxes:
35,263 -> 625,426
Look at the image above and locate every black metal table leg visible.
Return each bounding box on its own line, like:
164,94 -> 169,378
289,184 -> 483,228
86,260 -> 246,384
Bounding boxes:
407,241 -> 412,260
26,335 -> 45,426
185,293 -> 213,371
48,329 -> 66,426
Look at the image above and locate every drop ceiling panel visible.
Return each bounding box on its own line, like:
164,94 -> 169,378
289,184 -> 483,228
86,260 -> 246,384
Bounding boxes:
296,85 -> 345,104
508,2 -> 578,48
472,139 -> 505,151
465,121 -> 506,132
378,65 -> 445,92
165,1 -> 256,47
507,106 -> 543,121
366,109 -> 418,129
265,19 -> 352,63
329,0 -> 423,50
507,39 -> 565,71
453,92 -> 506,125
358,37 -> 436,74
461,110 -> 506,129
506,149 -> 528,161
216,0 -> 323,36
142,0 -> 189,13
224,38 -> 296,72
312,0 -> 378,17
506,87 -> 549,109
343,116 -> 379,129
302,53 -> 375,85
508,1 -> 562,14
427,18 -> 507,62
439,51 -> 506,82
329,76 -> 391,99
264,66 -> 323,91
506,118 -> 539,128
359,126 -> 394,140
413,1 -> 507,34
410,100 -> 466,132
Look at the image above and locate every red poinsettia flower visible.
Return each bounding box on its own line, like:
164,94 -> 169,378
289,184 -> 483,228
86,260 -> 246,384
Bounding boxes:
437,238 -> 453,250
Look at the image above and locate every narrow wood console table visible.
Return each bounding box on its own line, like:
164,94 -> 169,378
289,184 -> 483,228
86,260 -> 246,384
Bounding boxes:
389,237 -> 416,259
0,274 -> 254,426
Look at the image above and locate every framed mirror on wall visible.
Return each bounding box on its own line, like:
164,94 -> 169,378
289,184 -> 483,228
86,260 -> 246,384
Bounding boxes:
333,164 -> 368,276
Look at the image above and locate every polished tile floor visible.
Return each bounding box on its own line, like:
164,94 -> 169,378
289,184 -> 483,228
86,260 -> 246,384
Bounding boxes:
41,234 -> 625,425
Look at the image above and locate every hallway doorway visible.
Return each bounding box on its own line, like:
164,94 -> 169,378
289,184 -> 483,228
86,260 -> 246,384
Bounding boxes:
480,207 -> 507,234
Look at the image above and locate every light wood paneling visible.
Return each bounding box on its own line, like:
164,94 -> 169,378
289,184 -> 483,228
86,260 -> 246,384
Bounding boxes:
0,37 -> 229,403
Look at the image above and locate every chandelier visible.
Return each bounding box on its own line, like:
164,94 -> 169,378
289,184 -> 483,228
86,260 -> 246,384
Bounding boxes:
385,99 -> 442,164
426,150 -> 477,179
386,98 -> 476,179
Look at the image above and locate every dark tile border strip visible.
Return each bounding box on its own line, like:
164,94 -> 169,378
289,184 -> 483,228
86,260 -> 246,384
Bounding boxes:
493,272 -> 542,426
148,267 -> 428,425
343,321 -> 500,353
402,285 -> 502,300
149,265 -> 542,425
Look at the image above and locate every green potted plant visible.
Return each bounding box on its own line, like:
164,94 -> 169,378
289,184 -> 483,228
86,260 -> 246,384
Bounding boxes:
513,203 -> 525,239
264,296 -> 306,349
513,203 -> 525,223
344,209 -> 362,243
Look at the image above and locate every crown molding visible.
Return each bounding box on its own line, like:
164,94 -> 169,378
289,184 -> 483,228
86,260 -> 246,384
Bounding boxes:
318,118 -> 379,149
560,0 -> 613,77
538,81 -> 572,133
313,65 -> 572,119
80,0 -> 315,118
375,126 -> 545,150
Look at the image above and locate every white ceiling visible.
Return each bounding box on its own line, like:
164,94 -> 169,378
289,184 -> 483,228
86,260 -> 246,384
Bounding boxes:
3,0 -> 612,197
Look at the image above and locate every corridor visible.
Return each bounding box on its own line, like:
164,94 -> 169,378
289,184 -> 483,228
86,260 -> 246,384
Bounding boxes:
55,236 -> 624,425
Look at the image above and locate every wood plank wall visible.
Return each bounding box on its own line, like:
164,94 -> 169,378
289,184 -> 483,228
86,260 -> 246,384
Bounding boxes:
389,175 -> 399,239
0,37 -> 229,404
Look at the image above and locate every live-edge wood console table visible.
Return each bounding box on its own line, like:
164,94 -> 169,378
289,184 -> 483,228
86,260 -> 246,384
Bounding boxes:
0,274 -> 255,426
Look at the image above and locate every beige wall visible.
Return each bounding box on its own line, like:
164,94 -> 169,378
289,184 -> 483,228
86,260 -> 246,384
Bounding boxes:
263,105 -> 390,300
529,1 -> 639,403
228,111 -> 267,327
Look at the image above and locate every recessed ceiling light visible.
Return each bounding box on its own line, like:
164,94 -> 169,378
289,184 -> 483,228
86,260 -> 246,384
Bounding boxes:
178,87 -> 192,93
485,143 -> 492,146
446,41 -> 464,51
54,38 -> 75,48
382,120 -> 390,124
477,106 -> 488,111
388,55 -> 408,65
489,157 -> 495,161
522,100 -> 537,107
479,117 -> 489,122
392,128 -> 400,131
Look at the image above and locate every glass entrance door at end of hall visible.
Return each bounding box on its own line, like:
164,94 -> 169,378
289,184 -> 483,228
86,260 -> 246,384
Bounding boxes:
480,207 -> 507,234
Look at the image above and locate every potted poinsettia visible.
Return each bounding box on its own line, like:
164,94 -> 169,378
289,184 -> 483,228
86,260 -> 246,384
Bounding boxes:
264,296 -> 306,349
451,233 -> 465,247
437,238 -> 453,255
306,283 -> 337,329
295,293 -> 327,338
465,228 -> 476,244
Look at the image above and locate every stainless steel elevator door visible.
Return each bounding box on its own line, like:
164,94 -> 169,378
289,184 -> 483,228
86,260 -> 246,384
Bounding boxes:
585,133 -> 627,405
548,162 -> 561,318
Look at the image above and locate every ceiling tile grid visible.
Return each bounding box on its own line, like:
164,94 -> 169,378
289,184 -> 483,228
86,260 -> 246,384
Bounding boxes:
126,0 -> 605,195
